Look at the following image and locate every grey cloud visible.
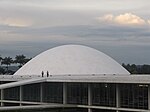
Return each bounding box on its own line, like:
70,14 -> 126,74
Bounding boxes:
1,23 -> 150,64
6,24 -> 150,46
0,0 -> 150,64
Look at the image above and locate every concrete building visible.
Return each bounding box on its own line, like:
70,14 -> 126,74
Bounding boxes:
0,45 -> 149,112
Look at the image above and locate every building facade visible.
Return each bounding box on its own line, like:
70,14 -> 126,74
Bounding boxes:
0,74 -> 150,112
0,45 -> 149,112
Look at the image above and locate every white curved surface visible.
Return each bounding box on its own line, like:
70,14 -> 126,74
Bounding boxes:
14,45 -> 130,75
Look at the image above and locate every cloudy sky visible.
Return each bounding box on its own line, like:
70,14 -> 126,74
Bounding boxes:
0,0 -> 150,64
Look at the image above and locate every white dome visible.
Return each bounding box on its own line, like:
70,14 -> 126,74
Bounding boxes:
14,45 -> 130,75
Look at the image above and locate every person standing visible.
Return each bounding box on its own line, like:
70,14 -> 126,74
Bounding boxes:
42,71 -> 44,77
47,71 -> 49,77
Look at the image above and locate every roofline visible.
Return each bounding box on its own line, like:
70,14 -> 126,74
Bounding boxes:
1,74 -> 150,90
0,78 -> 46,89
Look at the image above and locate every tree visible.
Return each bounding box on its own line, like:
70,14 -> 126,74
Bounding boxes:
0,67 -> 5,74
0,55 -> 2,65
122,63 -> 150,74
14,55 -> 31,68
1,57 -> 13,72
0,55 -> 5,74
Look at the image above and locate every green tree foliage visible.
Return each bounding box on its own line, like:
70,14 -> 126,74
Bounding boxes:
1,57 -> 13,73
0,55 -> 31,75
0,55 -> 2,62
0,55 -> 4,74
0,67 -> 5,74
122,63 -> 150,74
0,55 -> 3,66
14,55 -> 31,68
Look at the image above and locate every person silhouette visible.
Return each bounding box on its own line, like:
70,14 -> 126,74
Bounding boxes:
47,71 -> 49,77
42,71 -> 44,77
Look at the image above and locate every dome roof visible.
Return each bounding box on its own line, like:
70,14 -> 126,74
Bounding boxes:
14,45 -> 130,75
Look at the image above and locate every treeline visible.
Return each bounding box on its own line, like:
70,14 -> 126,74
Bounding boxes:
122,63 -> 150,74
1,55 -> 150,75
0,55 -> 31,74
